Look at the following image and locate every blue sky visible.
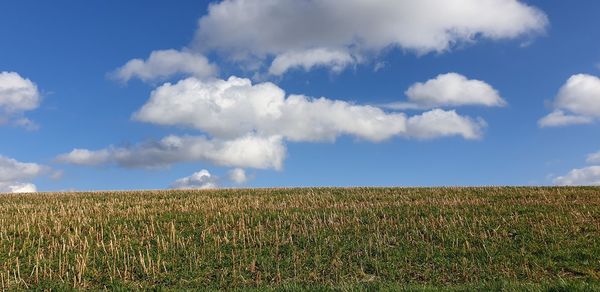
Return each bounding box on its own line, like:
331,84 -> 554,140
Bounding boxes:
1,0 -> 600,192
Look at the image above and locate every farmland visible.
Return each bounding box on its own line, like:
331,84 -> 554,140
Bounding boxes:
0,187 -> 599,290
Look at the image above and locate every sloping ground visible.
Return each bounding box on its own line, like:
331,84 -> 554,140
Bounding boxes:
0,187 -> 599,290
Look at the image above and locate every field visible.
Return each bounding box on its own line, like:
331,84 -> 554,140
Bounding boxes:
0,187 -> 599,290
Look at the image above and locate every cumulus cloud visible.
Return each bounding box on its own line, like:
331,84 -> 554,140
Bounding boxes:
386,73 -> 506,109
539,74 -> 600,127
55,149 -> 112,166
406,109 -> 486,140
0,155 -> 47,193
134,76 -> 482,142
0,182 -> 37,193
0,155 -> 45,182
538,110 -> 593,128
554,74 -> 600,117
56,134 -> 286,170
171,169 -> 218,189
228,168 -> 248,184
194,0 -> 547,73
0,72 -> 41,128
59,75 -> 486,172
554,166 -> 600,186
112,49 -> 218,83
268,48 -> 355,76
553,150 -> 600,186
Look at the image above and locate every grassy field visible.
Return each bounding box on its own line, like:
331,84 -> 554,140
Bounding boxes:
0,187 -> 599,290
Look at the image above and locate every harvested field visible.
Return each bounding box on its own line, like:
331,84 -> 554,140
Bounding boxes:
0,187 -> 599,290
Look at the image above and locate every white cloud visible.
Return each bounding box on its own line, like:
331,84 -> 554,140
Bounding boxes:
552,150 -> 600,186
55,149 -> 112,166
0,182 -> 37,193
387,73 -> 506,109
0,72 -> 40,113
134,76 -> 481,143
586,151 -> 600,164
0,72 -> 41,128
554,166 -> 600,186
275,94 -> 408,142
13,117 -> 39,131
554,74 -> 600,117
57,134 -> 286,170
373,62 -> 386,72
538,110 -> 593,128
268,48 -> 355,76
406,109 -> 486,140
0,155 -> 45,182
58,107 -> 483,171
171,169 -> 218,189
194,0 -> 546,73
112,49 -> 218,83
228,168 -> 248,184
539,74 -> 600,127
59,75 -> 486,171
0,155 -> 47,194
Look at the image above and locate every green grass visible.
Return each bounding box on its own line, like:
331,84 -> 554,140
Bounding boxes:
0,187 -> 599,290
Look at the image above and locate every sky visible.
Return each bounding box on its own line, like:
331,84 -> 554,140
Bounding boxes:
1,0 -> 600,192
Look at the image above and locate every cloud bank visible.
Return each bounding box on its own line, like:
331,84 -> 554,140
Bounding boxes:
58,76 -> 486,170
56,134 -> 286,170
77,1 -> 526,183
134,76 -> 485,142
